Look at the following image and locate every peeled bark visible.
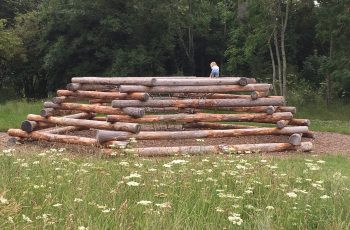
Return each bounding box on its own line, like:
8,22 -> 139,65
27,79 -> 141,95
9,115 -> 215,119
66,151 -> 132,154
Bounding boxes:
57,90 -> 149,101
152,77 -> 256,86
27,114 -> 141,133
118,84 -> 272,93
112,97 -> 285,108
106,112 -> 293,124
44,102 -> 124,115
71,77 -> 156,86
145,107 -> 196,114
104,142 -> 313,156
96,126 -> 309,143
289,133 -> 302,146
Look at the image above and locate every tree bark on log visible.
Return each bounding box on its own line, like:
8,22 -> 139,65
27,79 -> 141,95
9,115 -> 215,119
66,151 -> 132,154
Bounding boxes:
67,83 -> 117,92
104,142 -> 313,156
145,107 -> 197,114
118,84 -> 272,93
96,126 -> 309,143
27,114 -> 141,133
71,77 -> 156,86
289,119 -> 310,126
112,97 -> 285,108
182,122 -> 256,130
7,129 -> 124,147
44,102 -> 124,115
57,90 -> 149,101
152,77 -> 256,86
106,112 -> 293,124
122,107 -> 145,118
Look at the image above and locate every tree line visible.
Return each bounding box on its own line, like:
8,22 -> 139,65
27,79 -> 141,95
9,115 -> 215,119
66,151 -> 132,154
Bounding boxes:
0,0 -> 349,103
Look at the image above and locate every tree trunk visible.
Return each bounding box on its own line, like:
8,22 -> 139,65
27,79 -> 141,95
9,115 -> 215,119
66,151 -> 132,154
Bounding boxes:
274,29 -> 282,95
268,34 -> 277,95
281,0 -> 290,97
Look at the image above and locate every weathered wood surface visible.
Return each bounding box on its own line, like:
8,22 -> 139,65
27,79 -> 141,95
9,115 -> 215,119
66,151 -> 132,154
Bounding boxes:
106,112 -> 293,123
289,119 -> 311,126
118,84 -> 272,93
7,129 -> 125,147
71,77 -> 156,86
122,107 -> 145,118
152,77 -> 256,86
105,142 -> 313,156
67,83 -> 117,92
266,106 -> 277,115
52,96 -> 79,104
182,122 -> 257,130
112,97 -> 285,108
27,114 -> 141,133
96,126 -> 309,143
57,90 -> 149,101
145,107 -> 196,114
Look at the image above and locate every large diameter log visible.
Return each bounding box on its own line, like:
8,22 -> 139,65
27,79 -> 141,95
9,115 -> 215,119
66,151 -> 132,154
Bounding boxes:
289,133 -> 302,146
152,77 -> 256,86
57,90 -> 149,101
112,97 -> 285,108
67,83 -> 117,92
71,77 -> 156,86
118,84 -> 271,93
27,114 -> 141,133
96,126 -> 309,143
289,119 -> 311,126
109,142 -> 313,156
44,102 -> 123,115
106,112 -> 293,124
182,122 -> 257,130
7,129 -> 125,147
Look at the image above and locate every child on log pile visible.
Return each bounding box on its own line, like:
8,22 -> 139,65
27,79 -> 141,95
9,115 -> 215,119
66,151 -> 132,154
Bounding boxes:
209,61 -> 220,78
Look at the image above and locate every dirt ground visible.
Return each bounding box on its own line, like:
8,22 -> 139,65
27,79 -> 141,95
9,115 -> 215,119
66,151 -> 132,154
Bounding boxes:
1,131 -> 350,155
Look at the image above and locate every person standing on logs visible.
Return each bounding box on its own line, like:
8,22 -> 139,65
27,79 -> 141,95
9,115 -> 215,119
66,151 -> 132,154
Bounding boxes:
209,61 -> 220,78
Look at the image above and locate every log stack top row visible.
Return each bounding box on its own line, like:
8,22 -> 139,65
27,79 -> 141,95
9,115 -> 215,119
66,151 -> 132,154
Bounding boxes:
8,76 -> 314,156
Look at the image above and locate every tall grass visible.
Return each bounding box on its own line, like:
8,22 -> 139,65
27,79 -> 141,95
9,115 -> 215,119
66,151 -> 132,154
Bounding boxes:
0,100 -> 44,131
0,149 -> 349,229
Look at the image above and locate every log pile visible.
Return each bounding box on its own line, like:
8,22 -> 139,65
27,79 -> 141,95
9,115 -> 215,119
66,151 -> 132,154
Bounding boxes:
7,76 -> 314,156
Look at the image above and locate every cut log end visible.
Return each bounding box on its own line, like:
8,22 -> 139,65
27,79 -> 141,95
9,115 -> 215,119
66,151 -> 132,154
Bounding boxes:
239,77 -> 248,86
276,120 -> 289,129
266,106 -> 276,115
122,107 -> 145,118
289,133 -> 302,146
21,120 -> 36,132
40,108 -> 55,117
66,83 -> 80,91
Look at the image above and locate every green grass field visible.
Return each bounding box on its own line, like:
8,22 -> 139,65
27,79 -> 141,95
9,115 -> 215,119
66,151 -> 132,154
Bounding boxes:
0,150 -> 349,229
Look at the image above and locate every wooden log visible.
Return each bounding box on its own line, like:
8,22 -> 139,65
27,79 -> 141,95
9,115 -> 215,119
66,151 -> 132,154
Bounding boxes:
208,106 -> 296,114
52,96 -> 80,104
289,133 -> 302,146
71,77 -> 156,86
24,112 -> 94,132
182,122 -> 257,130
276,120 -> 290,129
67,83 -> 117,92
27,114 -> 141,133
118,84 -> 272,93
201,93 -> 251,99
43,126 -> 85,134
303,131 -> 315,139
266,106 -> 276,115
152,77 -> 256,86
122,107 -> 145,118
89,99 -> 112,104
96,126 -> 309,143
7,129 -> 124,147
104,142 -> 313,156
251,91 -> 269,100
289,119 -> 311,126
112,97 -> 285,108
106,112 -> 293,124
40,108 -> 56,117
44,102 -> 124,115
57,90 -> 149,101
145,107 -> 196,114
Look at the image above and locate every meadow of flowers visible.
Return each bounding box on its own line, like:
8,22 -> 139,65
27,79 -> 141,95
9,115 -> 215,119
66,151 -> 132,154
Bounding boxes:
0,147 -> 349,229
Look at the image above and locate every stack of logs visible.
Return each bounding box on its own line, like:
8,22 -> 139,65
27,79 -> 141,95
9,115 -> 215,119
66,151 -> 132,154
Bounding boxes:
7,76 -> 314,156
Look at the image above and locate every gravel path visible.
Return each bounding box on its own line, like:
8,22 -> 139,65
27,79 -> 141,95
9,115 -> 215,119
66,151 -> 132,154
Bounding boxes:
1,131 -> 350,154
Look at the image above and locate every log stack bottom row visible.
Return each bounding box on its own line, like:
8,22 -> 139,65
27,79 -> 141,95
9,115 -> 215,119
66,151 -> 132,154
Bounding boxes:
7,76 -> 314,156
